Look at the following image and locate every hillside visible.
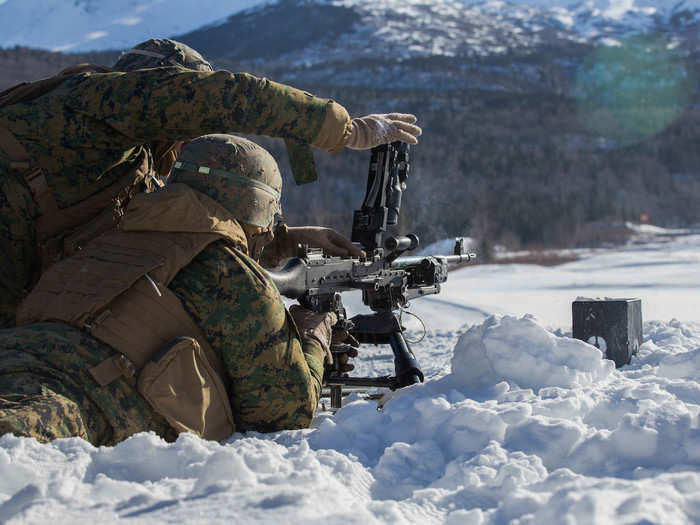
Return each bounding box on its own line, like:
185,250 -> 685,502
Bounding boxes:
1,0 -> 699,253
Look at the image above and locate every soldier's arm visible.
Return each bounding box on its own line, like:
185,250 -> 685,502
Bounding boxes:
169,241 -> 324,432
62,67 -> 352,154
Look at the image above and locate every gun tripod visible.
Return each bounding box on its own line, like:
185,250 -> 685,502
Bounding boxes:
324,311 -> 424,409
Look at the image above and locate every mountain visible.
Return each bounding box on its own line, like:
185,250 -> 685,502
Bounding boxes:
0,0 -> 263,52
174,0 -> 700,251
172,0 -> 700,93
1,0 -> 699,252
0,0 -> 699,53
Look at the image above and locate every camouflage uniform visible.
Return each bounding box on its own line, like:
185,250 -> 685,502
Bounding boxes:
170,240 -> 325,433
0,60 -> 349,327
0,241 -> 325,444
0,323 -> 175,444
0,136 -> 326,444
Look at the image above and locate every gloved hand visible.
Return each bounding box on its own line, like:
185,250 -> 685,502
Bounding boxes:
289,305 -> 337,365
330,325 -> 360,373
345,113 -> 422,150
259,225 -> 364,268
286,226 -> 364,258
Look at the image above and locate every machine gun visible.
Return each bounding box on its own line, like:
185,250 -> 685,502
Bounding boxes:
267,142 -> 475,408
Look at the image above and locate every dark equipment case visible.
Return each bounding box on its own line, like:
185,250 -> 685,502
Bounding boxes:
572,298 -> 642,368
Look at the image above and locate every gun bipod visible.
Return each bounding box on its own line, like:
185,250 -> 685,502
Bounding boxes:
324,375 -> 398,409
320,384 -> 389,412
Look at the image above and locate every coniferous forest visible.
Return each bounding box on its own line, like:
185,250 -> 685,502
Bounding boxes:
2,36 -> 699,256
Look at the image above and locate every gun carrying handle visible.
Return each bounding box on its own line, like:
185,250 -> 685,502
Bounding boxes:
384,234 -> 419,263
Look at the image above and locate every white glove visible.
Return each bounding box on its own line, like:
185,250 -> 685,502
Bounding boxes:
345,113 -> 422,150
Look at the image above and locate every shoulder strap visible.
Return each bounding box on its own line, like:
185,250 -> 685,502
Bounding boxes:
0,123 -> 69,237
0,124 -> 55,215
0,121 -> 151,269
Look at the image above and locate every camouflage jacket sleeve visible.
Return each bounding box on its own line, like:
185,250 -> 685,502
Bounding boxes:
1,67 -> 350,207
168,240 -> 325,432
57,67 -> 345,150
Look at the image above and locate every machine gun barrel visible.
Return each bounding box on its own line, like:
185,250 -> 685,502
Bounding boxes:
391,253 -> 475,268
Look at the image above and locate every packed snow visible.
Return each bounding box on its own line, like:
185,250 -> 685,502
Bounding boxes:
2,225 -> 700,523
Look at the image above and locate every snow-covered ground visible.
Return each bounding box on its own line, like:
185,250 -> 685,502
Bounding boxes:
2,226 -> 700,524
402,225 -> 700,331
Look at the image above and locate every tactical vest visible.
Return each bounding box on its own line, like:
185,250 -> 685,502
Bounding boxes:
0,64 -> 156,269
17,184 -> 248,441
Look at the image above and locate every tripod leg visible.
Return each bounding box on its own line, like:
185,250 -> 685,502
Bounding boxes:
330,385 -> 343,409
389,330 -> 424,388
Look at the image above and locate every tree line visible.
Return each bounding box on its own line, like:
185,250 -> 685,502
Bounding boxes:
2,46 -> 699,258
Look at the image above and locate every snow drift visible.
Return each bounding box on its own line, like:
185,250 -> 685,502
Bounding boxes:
2,312 -> 700,523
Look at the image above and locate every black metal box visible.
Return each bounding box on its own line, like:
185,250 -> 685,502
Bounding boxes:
572,298 -> 642,368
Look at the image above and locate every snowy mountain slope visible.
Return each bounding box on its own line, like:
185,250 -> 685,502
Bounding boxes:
0,0 -> 699,53
328,0 -> 700,59
1,229 -> 700,523
176,0 -> 700,74
0,0 -> 265,52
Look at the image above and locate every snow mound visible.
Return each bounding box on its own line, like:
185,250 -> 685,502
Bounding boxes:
305,315 -> 700,520
451,315 -> 614,391
2,313 -> 700,522
658,348 -> 700,379
0,431 -> 381,523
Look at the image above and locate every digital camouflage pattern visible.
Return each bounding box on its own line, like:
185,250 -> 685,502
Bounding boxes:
170,240 -> 325,432
0,171 -> 38,327
0,240 -> 325,444
0,66 -> 333,326
0,383 -> 89,442
171,135 -> 283,228
114,38 -> 214,72
0,323 -> 175,445
2,67 -> 328,209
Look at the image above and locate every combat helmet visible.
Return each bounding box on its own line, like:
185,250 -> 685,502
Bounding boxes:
114,38 -> 213,72
169,134 -> 282,228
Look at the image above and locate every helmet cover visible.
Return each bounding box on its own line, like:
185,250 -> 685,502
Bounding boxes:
170,134 -> 282,227
114,38 -> 213,72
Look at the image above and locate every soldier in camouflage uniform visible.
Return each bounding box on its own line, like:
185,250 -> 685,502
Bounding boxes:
0,134 -> 342,444
0,38 -> 422,327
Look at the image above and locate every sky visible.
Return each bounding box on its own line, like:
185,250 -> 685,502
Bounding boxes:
1,0 -> 699,52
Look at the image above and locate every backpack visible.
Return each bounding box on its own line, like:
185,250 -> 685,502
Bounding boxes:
0,63 -> 150,271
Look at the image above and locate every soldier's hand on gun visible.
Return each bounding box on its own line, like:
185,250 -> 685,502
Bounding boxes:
286,226 -> 364,258
289,305 -> 337,365
330,325 -> 359,373
345,113 -> 422,150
